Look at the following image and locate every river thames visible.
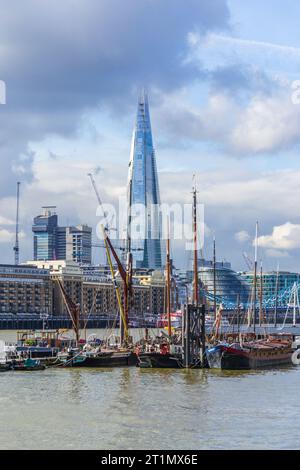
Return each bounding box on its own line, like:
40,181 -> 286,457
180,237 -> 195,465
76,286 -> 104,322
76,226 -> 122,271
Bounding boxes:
0,331 -> 299,450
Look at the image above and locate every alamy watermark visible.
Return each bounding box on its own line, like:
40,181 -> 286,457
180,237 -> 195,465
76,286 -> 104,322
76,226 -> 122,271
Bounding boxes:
0,80 -> 6,104
94,197 -> 205,252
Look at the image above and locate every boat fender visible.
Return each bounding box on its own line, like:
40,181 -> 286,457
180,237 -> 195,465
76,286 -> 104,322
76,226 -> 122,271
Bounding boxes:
291,349 -> 300,365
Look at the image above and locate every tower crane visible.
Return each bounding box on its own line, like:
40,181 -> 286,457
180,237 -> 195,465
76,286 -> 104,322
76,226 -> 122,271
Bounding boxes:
13,181 -> 21,265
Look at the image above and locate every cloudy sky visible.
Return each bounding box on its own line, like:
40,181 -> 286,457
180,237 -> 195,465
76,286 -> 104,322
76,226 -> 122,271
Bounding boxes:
1,0 -> 300,272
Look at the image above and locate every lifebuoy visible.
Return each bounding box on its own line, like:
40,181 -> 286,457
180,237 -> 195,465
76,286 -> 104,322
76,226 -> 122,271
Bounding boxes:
291,349 -> 300,365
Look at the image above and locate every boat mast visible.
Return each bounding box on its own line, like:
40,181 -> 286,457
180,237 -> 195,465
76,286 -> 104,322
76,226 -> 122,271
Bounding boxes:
213,235 -> 217,319
253,221 -> 258,333
192,178 -> 199,306
259,260 -> 263,326
102,226 -> 129,344
55,278 -> 80,346
274,264 -> 279,327
166,219 -> 172,337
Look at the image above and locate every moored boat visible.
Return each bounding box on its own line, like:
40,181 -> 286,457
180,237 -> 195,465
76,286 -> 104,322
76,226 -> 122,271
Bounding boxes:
136,341 -> 182,368
10,358 -> 46,371
56,347 -> 137,367
206,335 -> 294,370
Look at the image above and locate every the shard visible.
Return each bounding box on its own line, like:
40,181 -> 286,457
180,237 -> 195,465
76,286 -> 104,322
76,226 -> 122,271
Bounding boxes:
127,91 -> 162,269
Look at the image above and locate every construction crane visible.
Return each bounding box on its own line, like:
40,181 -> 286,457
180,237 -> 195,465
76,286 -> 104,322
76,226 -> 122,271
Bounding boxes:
13,182 -> 20,265
243,251 -> 254,271
87,172 -> 117,235
87,172 -> 142,265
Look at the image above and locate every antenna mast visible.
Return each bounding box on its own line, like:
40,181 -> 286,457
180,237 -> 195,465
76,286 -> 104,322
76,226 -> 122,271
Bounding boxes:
13,182 -> 21,265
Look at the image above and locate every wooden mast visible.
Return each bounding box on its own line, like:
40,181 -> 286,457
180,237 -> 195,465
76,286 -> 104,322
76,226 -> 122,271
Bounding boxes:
259,261 -> 263,326
213,236 -> 217,319
193,178 -> 199,306
102,226 -> 129,344
55,278 -> 80,346
253,221 -> 258,333
166,219 -> 172,337
274,263 -> 279,327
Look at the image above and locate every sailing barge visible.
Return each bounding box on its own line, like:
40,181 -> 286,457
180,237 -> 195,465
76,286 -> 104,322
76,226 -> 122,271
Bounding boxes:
207,335 -> 293,370
57,348 -> 137,367
136,181 -> 205,369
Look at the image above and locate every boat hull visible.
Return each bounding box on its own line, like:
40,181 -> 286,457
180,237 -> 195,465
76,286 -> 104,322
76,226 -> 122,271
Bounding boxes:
60,351 -> 138,368
138,352 -> 181,369
206,341 -> 293,370
221,346 -> 293,370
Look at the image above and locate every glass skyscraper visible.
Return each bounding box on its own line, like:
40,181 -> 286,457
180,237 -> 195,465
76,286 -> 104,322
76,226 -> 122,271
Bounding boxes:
32,207 -> 58,261
32,207 -> 92,264
127,91 -> 162,269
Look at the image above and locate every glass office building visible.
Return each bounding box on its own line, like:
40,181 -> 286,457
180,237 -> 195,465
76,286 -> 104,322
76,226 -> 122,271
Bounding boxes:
199,266 -> 251,306
127,91 -> 162,269
32,207 -> 58,261
32,208 -> 92,264
241,271 -> 299,304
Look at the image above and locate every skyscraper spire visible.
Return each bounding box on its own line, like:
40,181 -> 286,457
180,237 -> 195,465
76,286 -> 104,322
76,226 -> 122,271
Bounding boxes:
127,91 -> 162,269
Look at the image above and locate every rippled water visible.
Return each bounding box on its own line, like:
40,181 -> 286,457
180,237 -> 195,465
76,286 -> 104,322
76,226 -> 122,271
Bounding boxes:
0,330 -> 300,450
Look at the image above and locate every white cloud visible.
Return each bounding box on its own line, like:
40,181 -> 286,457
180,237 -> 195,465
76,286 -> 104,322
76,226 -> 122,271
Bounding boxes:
0,215 -> 15,226
157,87 -> 300,155
235,230 -> 250,243
205,34 -> 300,58
0,229 -> 15,243
230,92 -> 300,154
0,228 -> 25,243
257,223 -> 300,250
265,249 -> 290,259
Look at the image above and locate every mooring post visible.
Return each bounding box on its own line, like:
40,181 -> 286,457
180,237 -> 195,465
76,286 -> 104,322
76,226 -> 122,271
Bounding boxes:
200,303 -> 206,367
184,304 -> 191,368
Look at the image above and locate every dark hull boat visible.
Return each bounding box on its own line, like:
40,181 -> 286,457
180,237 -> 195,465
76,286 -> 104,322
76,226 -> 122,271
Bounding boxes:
137,352 -> 181,369
10,358 -> 46,371
207,337 -> 293,370
58,350 -> 138,367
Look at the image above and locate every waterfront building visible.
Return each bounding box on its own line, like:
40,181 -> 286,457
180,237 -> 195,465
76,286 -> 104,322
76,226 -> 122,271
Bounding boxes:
199,265 -> 250,306
82,274 -> 165,317
27,260 -> 83,316
0,264 -> 52,315
32,208 -> 92,264
198,258 -> 231,270
127,91 -> 162,270
174,260 -> 234,306
241,271 -> 299,304
26,261 -> 165,317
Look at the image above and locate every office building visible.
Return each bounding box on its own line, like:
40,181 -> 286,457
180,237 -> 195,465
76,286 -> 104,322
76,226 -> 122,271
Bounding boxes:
65,225 -> 92,265
199,265 -> 250,306
32,208 -> 92,264
241,271 -> 299,305
32,206 -> 58,261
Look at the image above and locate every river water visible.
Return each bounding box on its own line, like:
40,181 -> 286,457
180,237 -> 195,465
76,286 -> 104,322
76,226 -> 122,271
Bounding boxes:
0,330 -> 299,450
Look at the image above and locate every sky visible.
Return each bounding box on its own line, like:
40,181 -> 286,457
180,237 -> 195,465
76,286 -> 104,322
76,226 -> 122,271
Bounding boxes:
1,0 -> 300,272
